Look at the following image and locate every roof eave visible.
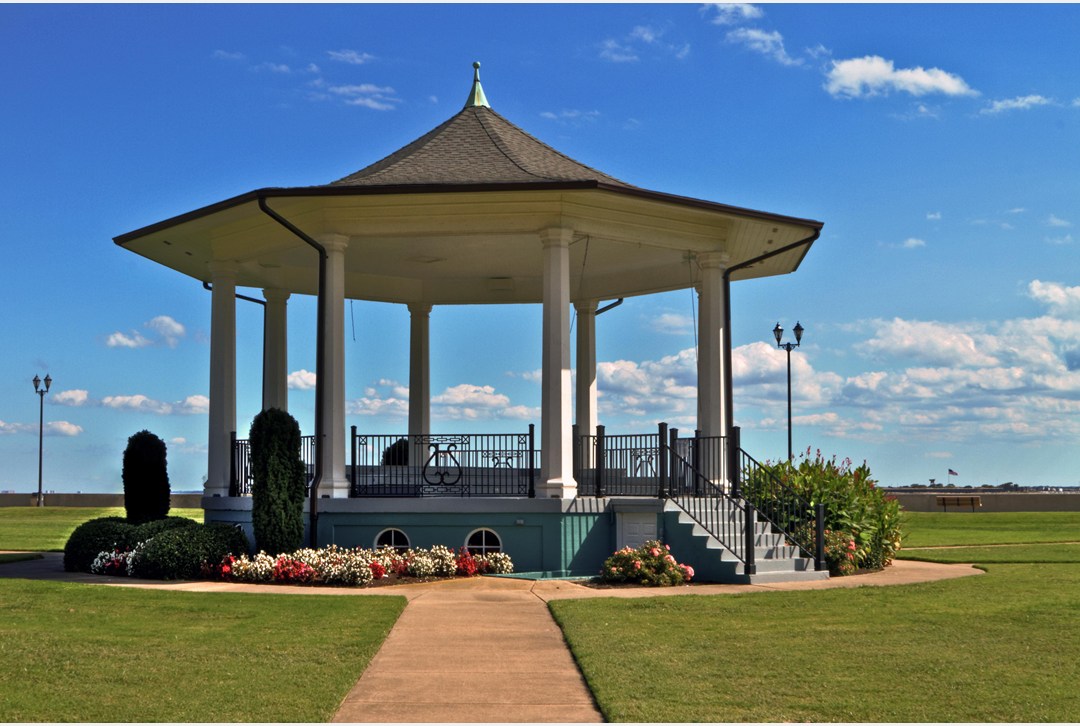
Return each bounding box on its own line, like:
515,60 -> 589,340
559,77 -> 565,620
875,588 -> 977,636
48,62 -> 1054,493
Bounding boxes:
114,179 -> 823,247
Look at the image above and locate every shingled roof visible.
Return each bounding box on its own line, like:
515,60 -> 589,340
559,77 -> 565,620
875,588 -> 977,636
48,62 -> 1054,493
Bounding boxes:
330,63 -> 634,188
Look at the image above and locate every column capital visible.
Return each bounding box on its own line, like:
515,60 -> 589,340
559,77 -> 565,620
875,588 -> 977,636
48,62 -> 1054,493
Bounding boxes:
574,299 -> 599,314
318,233 -> 350,253
407,302 -> 433,316
262,288 -> 291,304
539,227 -> 574,249
697,251 -> 731,270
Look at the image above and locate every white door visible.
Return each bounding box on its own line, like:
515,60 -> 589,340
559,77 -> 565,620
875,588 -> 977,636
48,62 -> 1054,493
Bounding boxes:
617,512 -> 658,550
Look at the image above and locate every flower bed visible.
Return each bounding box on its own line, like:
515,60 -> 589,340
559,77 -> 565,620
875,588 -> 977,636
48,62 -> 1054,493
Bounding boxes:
88,541 -> 514,587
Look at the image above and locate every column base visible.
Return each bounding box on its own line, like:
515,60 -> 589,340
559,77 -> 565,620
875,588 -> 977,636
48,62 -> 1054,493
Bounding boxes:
538,477 -> 578,499
315,476 -> 352,498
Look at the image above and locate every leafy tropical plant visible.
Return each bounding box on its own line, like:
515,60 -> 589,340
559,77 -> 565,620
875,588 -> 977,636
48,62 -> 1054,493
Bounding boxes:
744,449 -> 903,575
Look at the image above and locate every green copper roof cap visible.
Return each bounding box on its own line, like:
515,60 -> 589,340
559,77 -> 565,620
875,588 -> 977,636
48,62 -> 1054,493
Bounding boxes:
463,61 -> 490,109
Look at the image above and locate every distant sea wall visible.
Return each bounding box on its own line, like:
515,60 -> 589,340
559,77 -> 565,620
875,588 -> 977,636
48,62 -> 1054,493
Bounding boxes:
0,493 -> 203,508
890,491 -> 1080,513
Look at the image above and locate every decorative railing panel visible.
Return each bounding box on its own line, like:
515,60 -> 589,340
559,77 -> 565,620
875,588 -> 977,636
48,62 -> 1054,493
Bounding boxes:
574,430 -> 660,496
350,428 -> 536,498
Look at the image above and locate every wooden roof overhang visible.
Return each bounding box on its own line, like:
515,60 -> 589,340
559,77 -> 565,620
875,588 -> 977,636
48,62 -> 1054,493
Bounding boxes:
114,179 -> 823,306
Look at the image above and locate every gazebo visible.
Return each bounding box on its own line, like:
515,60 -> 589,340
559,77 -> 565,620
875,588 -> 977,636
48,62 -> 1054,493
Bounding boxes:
115,64 -> 825,582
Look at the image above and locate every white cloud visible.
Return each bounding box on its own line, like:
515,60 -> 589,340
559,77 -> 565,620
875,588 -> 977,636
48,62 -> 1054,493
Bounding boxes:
1028,280 -> 1080,316
901,237 -> 926,249
703,3 -> 763,26
287,369 -> 318,390
255,62 -> 291,74
1047,234 -> 1074,246
432,384 -> 510,409
328,83 -> 399,111
651,312 -> 694,335
599,39 -> 638,63
52,389 -> 89,407
1047,214 -> 1072,228
212,50 -> 245,61
726,28 -> 801,67
106,315 -> 186,349
327,49 -> 375,65
630,25 -> 659,43
46,421 -> 83,437
980,94 -> 1053,115
507,369 -> 542,383
539,109 -> 601,125
926,212 -> 942,221
100,394 -> 207,415
863,318 -> 999,368
825,55 -> 977,99
146,315 -> 185,348
106,331 -> 150,349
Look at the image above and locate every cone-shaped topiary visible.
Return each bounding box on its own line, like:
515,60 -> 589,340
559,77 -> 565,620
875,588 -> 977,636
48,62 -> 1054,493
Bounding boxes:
123,430 -> 171,524
381,438 -> 409,466
249,408 -> 307,555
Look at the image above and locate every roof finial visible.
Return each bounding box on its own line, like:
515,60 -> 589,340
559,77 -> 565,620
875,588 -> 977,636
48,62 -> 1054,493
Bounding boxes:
464,60 -> 490,109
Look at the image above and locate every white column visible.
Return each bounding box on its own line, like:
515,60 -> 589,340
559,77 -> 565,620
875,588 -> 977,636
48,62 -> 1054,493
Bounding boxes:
539,228 -> 577,498
262,288 -> 290,412
574,298 -> 598,441
319,235 -> 350,497
408,303 -> 432,466
206,262 -> 237,497
697,253 -> 730,439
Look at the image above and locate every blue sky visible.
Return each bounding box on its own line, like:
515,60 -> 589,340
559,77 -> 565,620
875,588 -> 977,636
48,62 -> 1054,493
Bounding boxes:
2,3 -> 1079,493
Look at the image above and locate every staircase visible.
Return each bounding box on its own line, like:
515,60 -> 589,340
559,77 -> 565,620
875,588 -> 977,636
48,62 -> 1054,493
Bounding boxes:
663,499 -> 829,584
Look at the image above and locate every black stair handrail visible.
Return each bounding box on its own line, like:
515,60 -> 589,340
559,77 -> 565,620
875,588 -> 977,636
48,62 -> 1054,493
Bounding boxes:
738,447 -> 827,571
666,429 -> 754,574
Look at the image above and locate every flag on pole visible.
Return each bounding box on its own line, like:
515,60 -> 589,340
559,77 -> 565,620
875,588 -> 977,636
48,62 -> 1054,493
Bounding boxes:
948,469 -> 958,476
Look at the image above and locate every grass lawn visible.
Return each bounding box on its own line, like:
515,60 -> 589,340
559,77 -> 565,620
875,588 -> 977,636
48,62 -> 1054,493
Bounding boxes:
900,510 -> 1080,547
0,579 -> 405,722
0,507 -> 203,552
551,511 -> 1080,722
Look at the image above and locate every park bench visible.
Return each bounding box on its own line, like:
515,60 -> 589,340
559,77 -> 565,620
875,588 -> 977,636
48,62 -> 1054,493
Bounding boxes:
936,495 -> 982,512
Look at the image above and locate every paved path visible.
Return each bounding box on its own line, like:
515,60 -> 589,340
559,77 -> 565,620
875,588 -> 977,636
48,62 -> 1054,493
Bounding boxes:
0,553 -> 981,723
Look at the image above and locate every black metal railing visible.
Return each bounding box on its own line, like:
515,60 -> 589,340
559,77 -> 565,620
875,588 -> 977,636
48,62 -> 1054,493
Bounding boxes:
230,432 -> 316,496
739,444 -> 826,571
574,426 -> 661,496
349,426 -> 536,497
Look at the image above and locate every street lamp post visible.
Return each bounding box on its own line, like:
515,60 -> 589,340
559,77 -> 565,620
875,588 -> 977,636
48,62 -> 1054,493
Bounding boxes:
772,322 -> 803,461
33,374 -> 52,507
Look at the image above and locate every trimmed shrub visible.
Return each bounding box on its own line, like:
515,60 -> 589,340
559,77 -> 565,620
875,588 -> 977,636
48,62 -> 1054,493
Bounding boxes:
132,523 -> 249,581
381,438 -> 409,466
123,430 -> 171,524
64,517 -> 133,572
131,515 -> 199,543
249,408 -> 307,556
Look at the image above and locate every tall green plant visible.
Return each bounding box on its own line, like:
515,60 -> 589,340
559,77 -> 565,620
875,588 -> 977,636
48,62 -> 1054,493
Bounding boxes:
122,430 -> 171,524
744,449 -> 903,574
249,408 -> 306,555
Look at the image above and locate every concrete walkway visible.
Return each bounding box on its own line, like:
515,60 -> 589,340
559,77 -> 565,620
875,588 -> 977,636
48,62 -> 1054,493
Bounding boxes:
0,553 -> 981,723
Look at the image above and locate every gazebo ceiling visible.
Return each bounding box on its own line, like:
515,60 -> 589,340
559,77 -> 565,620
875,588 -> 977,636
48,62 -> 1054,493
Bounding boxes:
115,64 -> 822,305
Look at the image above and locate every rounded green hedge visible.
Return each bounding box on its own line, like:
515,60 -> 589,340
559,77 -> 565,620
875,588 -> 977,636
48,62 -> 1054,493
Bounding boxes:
64,516 -> 202,574
63,517 -> 132,572
131,523 -> 250,581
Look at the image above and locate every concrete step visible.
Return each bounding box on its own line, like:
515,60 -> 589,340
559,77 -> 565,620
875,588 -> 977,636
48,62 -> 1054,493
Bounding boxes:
663,501 -> 829,585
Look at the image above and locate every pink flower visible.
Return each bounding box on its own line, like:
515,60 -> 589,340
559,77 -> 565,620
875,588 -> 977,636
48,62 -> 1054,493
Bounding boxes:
664,554 -> 675,564
664,544 -> 670,551
633,561 -> 642,570
649,548 -> 661,557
